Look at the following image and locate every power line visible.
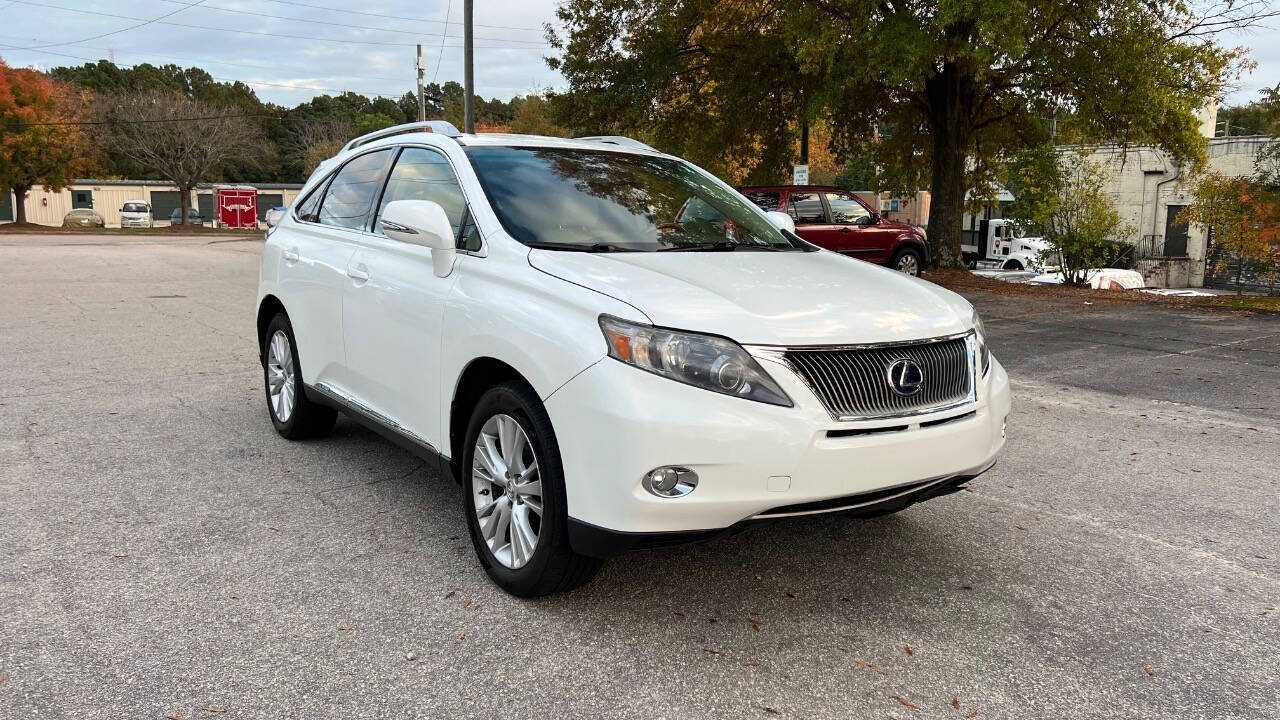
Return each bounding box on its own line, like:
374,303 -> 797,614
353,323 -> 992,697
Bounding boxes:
8,1 -> 553,49
433,0 -> 452,84
152,0 -> 550,45
14,0 -> 207,50
259,0 -> 546,33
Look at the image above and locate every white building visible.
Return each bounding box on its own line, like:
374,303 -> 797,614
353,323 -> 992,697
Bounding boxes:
1072,134 -> 1274,288
0,179 -> 302,228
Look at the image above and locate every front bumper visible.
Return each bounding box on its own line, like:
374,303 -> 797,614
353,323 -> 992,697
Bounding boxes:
545,351 -> 1010,554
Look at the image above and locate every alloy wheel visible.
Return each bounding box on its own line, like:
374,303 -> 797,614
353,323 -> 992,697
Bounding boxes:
897,253 -> 920,276
471,413 -> 543,569
266,330 -> 296,423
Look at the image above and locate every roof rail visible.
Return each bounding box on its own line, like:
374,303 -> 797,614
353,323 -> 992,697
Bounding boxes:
576,135 -> 659,153
343,120 -> 463,153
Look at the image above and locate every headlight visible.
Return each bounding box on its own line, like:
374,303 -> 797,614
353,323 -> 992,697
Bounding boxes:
599,315 -> 792,407
972,309 -> 991,375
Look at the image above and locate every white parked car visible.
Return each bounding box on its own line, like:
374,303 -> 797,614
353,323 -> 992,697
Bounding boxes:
119,200 -> 153,228
256,121 -> 1011,596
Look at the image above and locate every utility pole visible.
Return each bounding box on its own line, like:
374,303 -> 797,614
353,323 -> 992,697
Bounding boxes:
463,0 -> 475,133
416,44 -> 426,122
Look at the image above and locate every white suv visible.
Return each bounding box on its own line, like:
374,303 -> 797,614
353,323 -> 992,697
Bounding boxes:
257,121 -> 1011,596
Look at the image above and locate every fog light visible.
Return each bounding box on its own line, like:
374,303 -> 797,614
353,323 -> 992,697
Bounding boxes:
643,466 -> 698,498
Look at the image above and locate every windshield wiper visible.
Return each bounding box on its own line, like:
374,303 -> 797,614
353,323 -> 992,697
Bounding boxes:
525,241 -> 636,252
658,240 -> 779,252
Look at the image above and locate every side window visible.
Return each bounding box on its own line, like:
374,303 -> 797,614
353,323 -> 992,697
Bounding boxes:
458,210 -> 483,252
825,193 -> 871,225
294,176 -> 331,223
743,191 -> 781,212
374,147 -> 467,238
317,149 -> 393,230
787,192 -> 826,224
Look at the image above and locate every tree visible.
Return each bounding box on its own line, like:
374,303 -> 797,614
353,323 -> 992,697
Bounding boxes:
1181,169 -> 1280,294
99,90 -> 266,224
509,94 -> 568,137
0,61 -> 86,224
549,0 -> 1266,266
1007,150 -> 1130,285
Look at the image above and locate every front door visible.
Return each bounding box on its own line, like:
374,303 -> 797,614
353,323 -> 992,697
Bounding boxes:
342,146 -> 470,449
824,191 -> 889,261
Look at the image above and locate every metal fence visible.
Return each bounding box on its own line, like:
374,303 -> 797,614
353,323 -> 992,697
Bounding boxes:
1204,242 -> 1280,294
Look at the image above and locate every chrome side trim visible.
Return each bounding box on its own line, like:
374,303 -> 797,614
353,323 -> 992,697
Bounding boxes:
311,382 -> 442,458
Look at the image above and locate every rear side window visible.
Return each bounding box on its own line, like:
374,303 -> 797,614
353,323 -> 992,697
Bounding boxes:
318,149 -> 393,230
294,176 -> 330,223
787,192 -> 826,224
742,191 -> 780,212
374,147 -> 467,237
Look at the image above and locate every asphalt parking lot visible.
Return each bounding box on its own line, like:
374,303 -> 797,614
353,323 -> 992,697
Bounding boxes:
2,234 -> 1277,719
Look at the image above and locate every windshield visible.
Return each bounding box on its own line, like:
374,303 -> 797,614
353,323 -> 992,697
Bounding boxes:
122,203 -> 148,213
464,146 -> 808,252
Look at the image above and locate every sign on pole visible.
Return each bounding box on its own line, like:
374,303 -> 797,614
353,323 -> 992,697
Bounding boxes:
792,164 -> 809,185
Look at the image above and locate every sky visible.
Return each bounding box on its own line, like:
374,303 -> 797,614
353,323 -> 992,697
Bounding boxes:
0,0 -> 1276,109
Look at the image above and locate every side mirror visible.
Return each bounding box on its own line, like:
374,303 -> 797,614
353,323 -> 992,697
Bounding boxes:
764,210 -> 796,234
380,199 -> 457,277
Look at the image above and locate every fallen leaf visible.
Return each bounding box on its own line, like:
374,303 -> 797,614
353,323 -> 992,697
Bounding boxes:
749,618 -> 762,632
1144,666 -> 1154,676
743,662 -> 760,668
784,591 -> 796,599
966,711 -> 980,718
337,623 -> 352,632
952,697 -> 961,709
204,706 -> 225,714
462,598 -> 472,608
853,658 -> 886,674
113,553 -> 128,558
672,611 -> 686,618
1015,525 -> 1029,532
443,590 -> 457,599
458,632 -> 466,640
759,706 -> 780,715
904,644 -> 913,656
166,716 -> 184,720
703,648 -> 722,655
267,527 -> 279,532
894,695 -> 919,710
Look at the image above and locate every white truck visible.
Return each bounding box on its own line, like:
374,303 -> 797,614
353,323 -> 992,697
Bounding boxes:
962,218 -> 1051,270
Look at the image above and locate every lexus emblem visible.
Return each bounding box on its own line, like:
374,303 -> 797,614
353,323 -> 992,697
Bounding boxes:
886,358 -> 924,396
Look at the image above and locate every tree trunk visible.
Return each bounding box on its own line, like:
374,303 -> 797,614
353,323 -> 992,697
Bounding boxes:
13,184 -> 30,225
178,185 -> 191,226
923,65 -> 975,269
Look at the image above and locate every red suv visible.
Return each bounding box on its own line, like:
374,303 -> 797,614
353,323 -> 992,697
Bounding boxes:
737,185 -> 929,276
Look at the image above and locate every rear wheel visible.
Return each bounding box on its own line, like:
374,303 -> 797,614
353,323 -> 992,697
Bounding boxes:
262,312 -> 337,439
1003,259 -> 1025,271
891,247 -> 923,276
462,382 -> 602,597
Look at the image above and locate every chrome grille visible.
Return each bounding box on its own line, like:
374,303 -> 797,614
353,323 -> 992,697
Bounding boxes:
785,335 -> 975,421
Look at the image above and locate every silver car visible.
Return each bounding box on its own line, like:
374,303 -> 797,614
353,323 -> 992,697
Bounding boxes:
62,208 -> 105,228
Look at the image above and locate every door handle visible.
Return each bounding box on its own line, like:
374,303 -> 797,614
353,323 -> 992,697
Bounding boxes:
347,265 -> 370,282
282,247 -> 300,263
837,227 -> 853,233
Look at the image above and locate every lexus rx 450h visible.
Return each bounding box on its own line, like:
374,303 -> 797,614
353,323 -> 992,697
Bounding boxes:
256,122 -> 1011,596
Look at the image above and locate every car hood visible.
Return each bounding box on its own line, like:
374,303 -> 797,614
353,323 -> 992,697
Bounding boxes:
528,248 -> 972,346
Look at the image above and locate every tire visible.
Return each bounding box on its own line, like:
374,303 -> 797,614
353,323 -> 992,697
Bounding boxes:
891,247 -> 924,277
461,381 -> 602,597
1003,259 -> 1024,271
262,312 -> 337,440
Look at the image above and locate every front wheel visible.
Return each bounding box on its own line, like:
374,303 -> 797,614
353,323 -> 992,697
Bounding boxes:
1003,259 -> 1025,271
262,312 -> 337,439
891,247 -> 923,276
462,382 -> 602,597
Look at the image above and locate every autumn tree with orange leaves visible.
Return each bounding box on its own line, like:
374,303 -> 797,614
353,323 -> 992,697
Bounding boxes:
0,60 -> 87,224
1180,165 -> 1280,294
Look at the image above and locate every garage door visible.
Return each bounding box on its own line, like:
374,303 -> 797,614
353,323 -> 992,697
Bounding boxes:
150,191 -> 181,221
0,191 -> 12,222
257,193 -> 283,221
197,194 -> 213,223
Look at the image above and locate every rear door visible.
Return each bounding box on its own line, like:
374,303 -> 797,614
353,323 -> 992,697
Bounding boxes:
341,145 -> 470,447
276,148 -> 393,391
783,190 -> 842,249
